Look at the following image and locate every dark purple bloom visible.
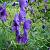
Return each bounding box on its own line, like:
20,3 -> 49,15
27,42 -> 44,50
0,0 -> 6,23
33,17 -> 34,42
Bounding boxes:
19,8 -> 26,22
18,0 -> 28,8
15,20 -> 29,44
21,29 -> 28,44
12,2 -> 16,6
23,19 -> 31,30
16,25 -> 28,44
44,0 -> 48,2
16,35 -> 21,43
15,25 -> 20,36
0,6 -> 7,22
14,13 -> 20,25
21,35 -> 28,44
12,22 -> 20,35
16,34 -> 28,44
12,13 -> 20,33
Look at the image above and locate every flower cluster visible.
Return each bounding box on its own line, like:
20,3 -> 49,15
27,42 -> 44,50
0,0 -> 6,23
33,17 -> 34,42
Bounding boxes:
0,2 -> 7,22
12,0 -> 31,44
44,0 -> 48,2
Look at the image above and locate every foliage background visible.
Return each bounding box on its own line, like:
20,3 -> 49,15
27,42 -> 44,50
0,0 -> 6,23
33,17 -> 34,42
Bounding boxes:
0,0 -> 50,50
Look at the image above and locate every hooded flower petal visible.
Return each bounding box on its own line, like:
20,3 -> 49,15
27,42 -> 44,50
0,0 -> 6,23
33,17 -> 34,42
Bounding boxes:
12,13 -> 20,33
12,22 -> 20,32
23,19 -> 31,30
16,35 -> 21,43
19,8 -> 26,22
16,34 -> 28,44
21,29 -> 28,44
18,0 -> 28,8
14,13 -> 20,25
21,35 -> 28,44
12,22 -> 21,36
0,6 -> 7,22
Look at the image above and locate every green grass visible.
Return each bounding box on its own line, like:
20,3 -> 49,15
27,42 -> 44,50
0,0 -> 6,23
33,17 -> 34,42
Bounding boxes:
0,0 -> 50,50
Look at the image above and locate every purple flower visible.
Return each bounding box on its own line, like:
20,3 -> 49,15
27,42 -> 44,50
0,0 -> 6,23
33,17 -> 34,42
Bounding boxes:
18,0 -> 28,8
0,6 -> 7,22
16,22 -> 28,44
12,23 -> 20,36
14,13 -> 20,25
12,13 -> 20,34
16,35 -> 21,43
44,0 -> 48,2
12,22 -> 20,33
12,14 -> 21,43
16,34 -> 28,44
2,2 -> 7,8
16,26 -> 28,44
21,35 -> 28,44
23,19 -> 31,30
19,8 -> 26,22
12,0 -> 31,44
21,29 -> 28,44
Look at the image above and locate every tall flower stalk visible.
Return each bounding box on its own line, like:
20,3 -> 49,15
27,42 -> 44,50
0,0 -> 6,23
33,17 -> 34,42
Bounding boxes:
12,0 -> 31,44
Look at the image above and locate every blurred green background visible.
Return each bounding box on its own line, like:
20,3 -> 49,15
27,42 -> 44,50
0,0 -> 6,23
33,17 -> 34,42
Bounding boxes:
0,0 -> 50,50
